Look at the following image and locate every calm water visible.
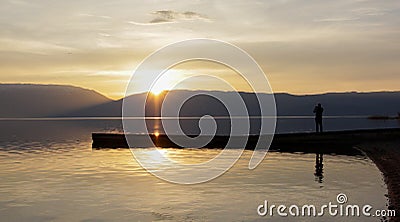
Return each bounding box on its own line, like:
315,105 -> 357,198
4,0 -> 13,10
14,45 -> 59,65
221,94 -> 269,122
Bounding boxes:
0,119 -> 392,221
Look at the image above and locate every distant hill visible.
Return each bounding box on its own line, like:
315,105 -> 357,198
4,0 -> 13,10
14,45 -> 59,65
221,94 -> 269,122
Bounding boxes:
0,84 -> 111,117
1,84 -> 399,118
64,90 -> 400,117
274,91 -> 400,116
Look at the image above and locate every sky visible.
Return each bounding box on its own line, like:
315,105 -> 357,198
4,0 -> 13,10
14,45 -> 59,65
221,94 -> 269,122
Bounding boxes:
0,0 -> 399,99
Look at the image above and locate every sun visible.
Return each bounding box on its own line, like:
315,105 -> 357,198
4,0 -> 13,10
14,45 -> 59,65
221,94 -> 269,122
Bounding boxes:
149,74 -> 175,95
148,69 -> 185,95
150,87 -> 165,95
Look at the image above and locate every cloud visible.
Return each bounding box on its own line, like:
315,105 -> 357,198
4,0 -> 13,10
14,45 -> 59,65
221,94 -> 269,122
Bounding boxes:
315,7 -> 388,23
129,10 -> 210,25
151,10 -> 209,23
0,38 -> 76,55
351,8 -> 388,16
78,13 -> 112,19
314,17 -> 360,23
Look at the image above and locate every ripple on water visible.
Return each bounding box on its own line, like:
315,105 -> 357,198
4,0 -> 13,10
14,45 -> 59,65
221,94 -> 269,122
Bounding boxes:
0,139 -> 388,222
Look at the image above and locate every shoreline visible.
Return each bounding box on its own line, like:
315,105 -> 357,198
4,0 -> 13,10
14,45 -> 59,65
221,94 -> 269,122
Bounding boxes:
357,141 -> 400,222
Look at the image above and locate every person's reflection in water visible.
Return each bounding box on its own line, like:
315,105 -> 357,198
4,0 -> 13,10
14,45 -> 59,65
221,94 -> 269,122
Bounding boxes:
314,153 -> 324,183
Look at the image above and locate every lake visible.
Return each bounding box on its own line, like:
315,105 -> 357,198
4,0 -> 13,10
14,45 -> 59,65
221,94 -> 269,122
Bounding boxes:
0,118 -> 395,221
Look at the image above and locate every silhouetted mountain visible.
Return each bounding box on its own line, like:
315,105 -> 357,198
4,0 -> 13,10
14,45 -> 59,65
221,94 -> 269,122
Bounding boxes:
65,91 -> 262,117
0,84 -> 111,117
1,84 -> 399,118
275,92 -> 400,116
64,90 -> 400,117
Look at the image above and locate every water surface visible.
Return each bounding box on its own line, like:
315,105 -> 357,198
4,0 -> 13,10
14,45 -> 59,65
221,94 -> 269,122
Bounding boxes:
0,120 -> 390,221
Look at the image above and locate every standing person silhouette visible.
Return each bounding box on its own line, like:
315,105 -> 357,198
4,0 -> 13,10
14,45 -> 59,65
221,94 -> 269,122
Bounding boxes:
313,103 -> 324,133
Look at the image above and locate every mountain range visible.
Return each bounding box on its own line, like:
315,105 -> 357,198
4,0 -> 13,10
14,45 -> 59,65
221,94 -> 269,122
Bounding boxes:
0,84 -> 110,117
1,84 -> 400,118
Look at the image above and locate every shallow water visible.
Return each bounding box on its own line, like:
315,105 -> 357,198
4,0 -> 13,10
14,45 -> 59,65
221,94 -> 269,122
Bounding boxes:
0,120 -> 389,221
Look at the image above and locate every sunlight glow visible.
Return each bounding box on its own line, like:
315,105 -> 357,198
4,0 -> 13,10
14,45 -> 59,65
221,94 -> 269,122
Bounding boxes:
136,149 -> 168,165
149,70 -> 184,95
150,87 -> 165,95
